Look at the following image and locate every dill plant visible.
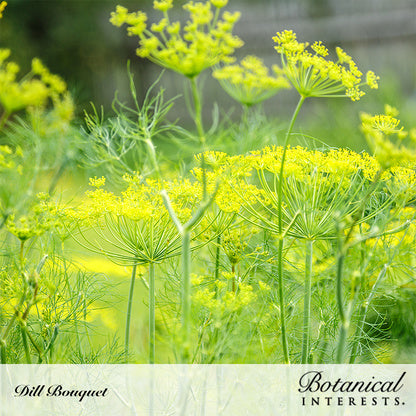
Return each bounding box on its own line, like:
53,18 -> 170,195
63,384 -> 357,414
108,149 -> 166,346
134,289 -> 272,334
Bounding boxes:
262,30 -> 380,363
2,0 -> 416,366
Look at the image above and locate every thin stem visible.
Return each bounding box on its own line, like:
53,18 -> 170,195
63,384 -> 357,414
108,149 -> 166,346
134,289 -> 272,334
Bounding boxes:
20,324 -> 31,364
125,264 -> 137,362
0,110 -> 11,131
189,76 -> 207,199
189,77 -> 205,142
149,262 -> 155,364
335,242 -> 347,363
276,94 -> 306,364
0,294 -> 27,363
181,231 -> 191,363
349,265 -> 387,363
335,169 -> 384,363
145,138 -> 161,181
214,234 -> 221,298
277,95 -> 305,234
301,239 -> 313,364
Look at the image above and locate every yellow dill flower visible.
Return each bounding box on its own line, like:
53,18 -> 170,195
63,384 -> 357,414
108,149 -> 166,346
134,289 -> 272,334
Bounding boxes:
110,0 -> 243,78
70,176 -> 209,266
361,106 -> 416,169
0,1 -> 6,18
213,55 -> 291,106
273,30 -> 378,100
6,193 -> 59,241
0,51 -> 71,126
89,176 -> 106,188
218,145 -> 389,240
153,0 -> 173,12
211,0 -> 228,7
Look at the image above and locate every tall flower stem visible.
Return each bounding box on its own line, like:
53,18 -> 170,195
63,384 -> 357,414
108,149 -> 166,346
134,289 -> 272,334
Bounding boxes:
276,94 -> 306,364
349,265 -> 387,363
335,170 -> 383,363
162,188 -> 218,363
181,231 -> 191,363
125,264 -> 137,362
189,76 -> 207,198
335,250 -> 348,363
214,234 -> 221,299
149,262 -> 156,364
301,239 -> 314,364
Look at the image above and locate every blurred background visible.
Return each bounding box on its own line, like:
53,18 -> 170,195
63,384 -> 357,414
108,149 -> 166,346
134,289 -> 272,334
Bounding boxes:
2,0 -> 416,150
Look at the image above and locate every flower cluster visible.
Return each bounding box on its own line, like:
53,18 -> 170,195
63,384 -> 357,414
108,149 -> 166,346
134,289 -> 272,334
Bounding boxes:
0,50 -> 72,120
6,193 -> 59,242
110,0 -> 243,78
213,55 -> 290,106
360,105 -> 416,169
273,30 -> 379,100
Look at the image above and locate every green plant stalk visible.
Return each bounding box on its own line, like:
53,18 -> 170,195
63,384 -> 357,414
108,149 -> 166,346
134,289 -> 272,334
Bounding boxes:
149,262 -> 156,364
125,264 -> 137,362
276,94 -> 306,364
0,110 -> 10,131
20,324 -> 31,364
214,234 -> 221,293
349,265 -> 387,363
190,76 -> 207,198
335,248 -> 347,363
301,239 -> 313,364
181,231 -> 191,363
335,170 -> 384,363
145,138 -> 161,180
161,186 -> 218,364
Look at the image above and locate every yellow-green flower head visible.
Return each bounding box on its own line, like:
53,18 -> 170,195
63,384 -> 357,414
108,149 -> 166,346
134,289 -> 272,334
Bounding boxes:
6,193 -> 58,242
213,55 -> 291,106
0,1 -> 7,19
154,0 -> 173,12
211,0 -> 228,8
273,30 -> 379,100
0,51 -> 71,119
361,106 -> 416,169
110,0 -> 243,78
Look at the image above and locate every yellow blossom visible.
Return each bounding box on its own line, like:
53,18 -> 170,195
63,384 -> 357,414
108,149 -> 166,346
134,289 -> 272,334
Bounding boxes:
213,55 -> 290,106
110,0 -> 243,78
273,30 -> 378,100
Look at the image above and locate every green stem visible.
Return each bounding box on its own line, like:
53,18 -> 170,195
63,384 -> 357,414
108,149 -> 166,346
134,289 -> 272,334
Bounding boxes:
349,265 -> 387,363
276,95 -> 306,364
181,231 -> 191,363
189,76 -> 207,199
0,294 -> 27,363
301,239 -> 313,364
125,264 -> 137,362
20,324 -> 31,364
145,138 -> 161,181
149,262 -> 155,364
189,77 -> 205,142
336,170 -> 384,363
335,246 -> 347,363
214,234 -> 221,298
0,110 -> 11,131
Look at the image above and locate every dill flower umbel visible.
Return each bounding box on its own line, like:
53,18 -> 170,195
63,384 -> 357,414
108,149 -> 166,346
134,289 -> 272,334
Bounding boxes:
361,105 -> 416,169
110,0 -> 243,78
0,51 -> 72,126
273,30 -> 379,100
213,55 -> 290,106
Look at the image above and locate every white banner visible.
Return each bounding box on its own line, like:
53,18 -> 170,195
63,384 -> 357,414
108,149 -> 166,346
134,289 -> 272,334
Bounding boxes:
0,365 -> 415,415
